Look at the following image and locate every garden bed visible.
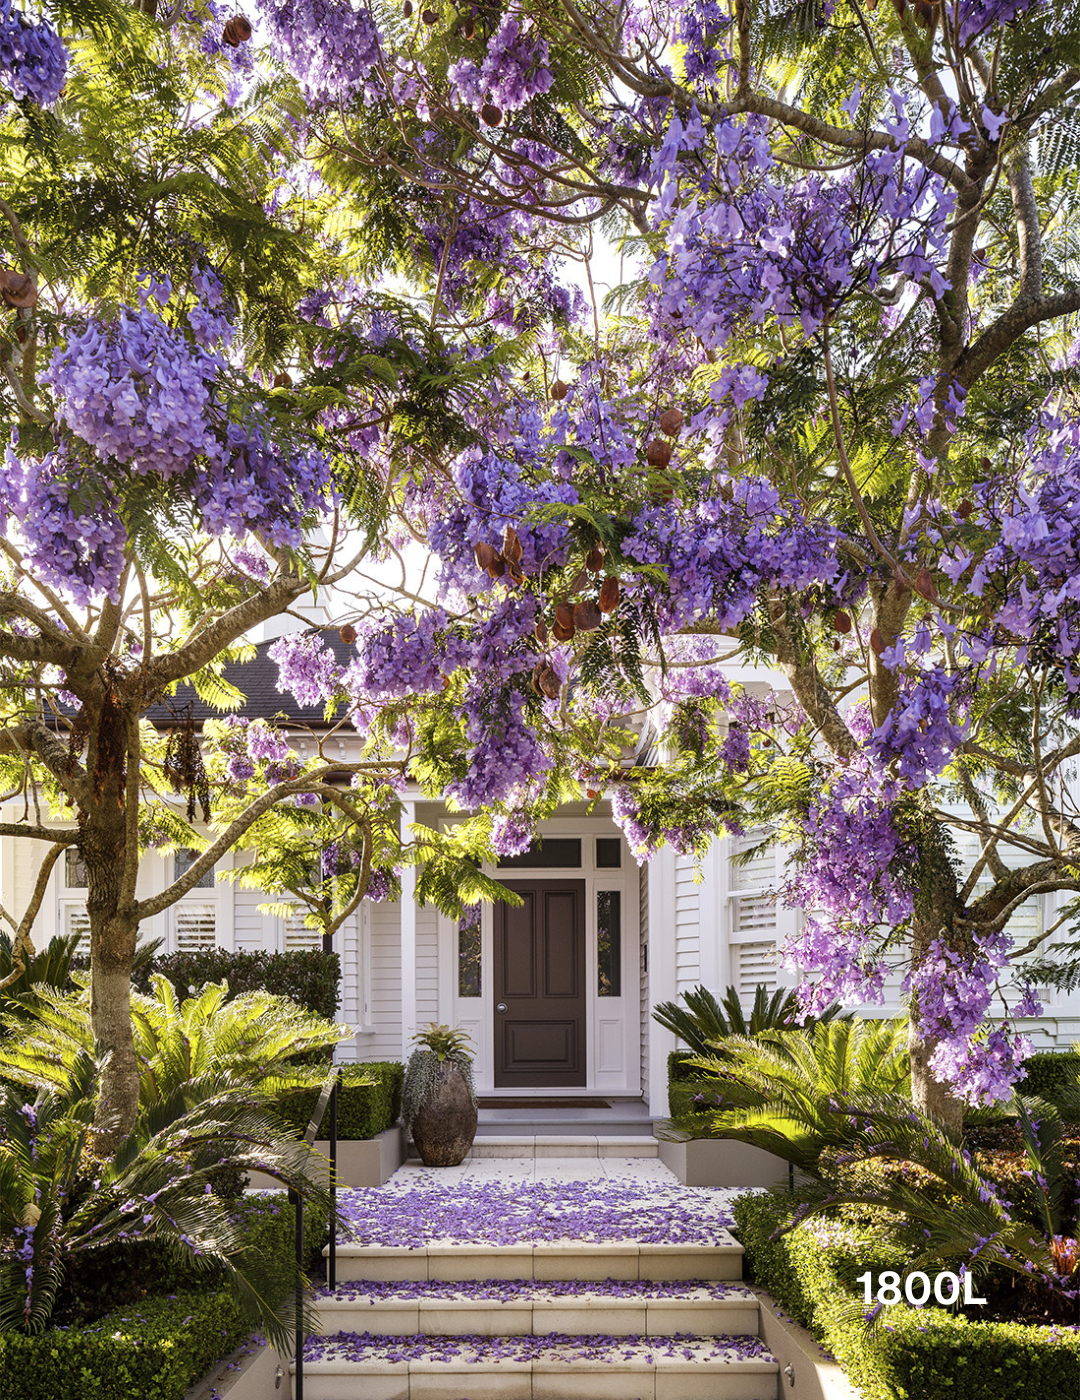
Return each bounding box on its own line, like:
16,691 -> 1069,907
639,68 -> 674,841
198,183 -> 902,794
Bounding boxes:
732,1191 -> 1080,1400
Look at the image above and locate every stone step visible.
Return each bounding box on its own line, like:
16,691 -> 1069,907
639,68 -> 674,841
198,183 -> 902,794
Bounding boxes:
463,1135 -> 659,1158
327,1236 -> 745,1283
474,1115 -> 656,1139
317,1280 -> 760,1336
293,1332 -> 780,1399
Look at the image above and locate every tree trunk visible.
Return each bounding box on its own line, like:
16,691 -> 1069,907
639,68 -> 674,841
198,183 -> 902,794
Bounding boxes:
907,827 -> 967,1140
81,740 -> 140,1151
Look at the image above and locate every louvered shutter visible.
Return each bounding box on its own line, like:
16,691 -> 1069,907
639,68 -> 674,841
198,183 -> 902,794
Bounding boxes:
729,833 -> 782,995
283,907 -> 321,951
62,905 -> 91,955
175,903 -> 217,952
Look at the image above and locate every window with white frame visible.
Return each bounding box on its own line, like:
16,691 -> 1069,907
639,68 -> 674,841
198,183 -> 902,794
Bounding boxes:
57,846 -> 90,952
170,848 -> 218,952
728,832 -> 781,996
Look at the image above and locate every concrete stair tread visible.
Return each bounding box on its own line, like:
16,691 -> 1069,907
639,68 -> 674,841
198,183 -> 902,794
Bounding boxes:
316,1279 -> 761,1337
294,1333 -> 779,1399
464,1135 -> 659,1158
328,1235 -> 744,1282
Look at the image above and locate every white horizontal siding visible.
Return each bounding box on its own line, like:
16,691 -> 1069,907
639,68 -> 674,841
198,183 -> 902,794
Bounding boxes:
366,901 -> 403,1060
416,908 -> 439,1025
674,853 -> 701,995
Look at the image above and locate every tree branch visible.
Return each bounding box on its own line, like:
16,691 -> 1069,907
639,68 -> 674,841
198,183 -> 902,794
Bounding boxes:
0,722 -> 89,804
956,287 -> 1080,388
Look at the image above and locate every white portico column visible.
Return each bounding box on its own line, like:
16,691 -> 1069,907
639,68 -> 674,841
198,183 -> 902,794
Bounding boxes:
400,800 -> 418,1059
647,844 -> 678,1118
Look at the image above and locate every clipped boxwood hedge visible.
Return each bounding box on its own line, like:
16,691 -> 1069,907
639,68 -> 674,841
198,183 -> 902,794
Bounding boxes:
131,947 -> 341,1021
0,1193 -> 326,1400
1017,1050 -> 1080,1103
274,1060 -> 404,1140
733,1192 -> 1080,1400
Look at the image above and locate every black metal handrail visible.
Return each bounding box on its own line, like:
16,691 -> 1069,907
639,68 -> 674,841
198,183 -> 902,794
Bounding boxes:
291,1065 -> 339,1400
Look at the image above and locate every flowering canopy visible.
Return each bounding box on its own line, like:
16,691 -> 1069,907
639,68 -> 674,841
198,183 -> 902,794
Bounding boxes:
3,0 -> 1080,1126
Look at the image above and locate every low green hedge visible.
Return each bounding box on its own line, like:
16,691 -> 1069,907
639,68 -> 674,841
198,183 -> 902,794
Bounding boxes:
1017,1050 -> 1080,1103
274,1060 -> 404,1140
0,1290 -> 248,1400
733,1192 -> 1080,1400
131,948 -> 341,1021
0,1192 -> 328,1400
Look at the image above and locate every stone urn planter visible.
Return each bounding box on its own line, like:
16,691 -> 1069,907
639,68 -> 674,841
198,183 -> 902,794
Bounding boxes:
404,1024 -> 478,1167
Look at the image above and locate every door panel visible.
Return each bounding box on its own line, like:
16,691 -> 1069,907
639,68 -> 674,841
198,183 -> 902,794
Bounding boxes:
494,880 -> 586,1088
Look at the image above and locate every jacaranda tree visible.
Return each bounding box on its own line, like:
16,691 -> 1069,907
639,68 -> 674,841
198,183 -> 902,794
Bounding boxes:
3,0 -> 1080,1141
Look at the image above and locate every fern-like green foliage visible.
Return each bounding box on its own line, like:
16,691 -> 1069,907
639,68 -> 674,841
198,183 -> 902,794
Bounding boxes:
0,975 -> 351,1121
0,1056 -> 330,1343
782,1093 -> 1075,1296
653,982 -> 847,1057
674,1018 -> 910,1172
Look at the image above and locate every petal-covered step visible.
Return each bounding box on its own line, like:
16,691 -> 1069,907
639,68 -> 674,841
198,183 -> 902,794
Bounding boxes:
293,1331 -> 780,1400
329,1178 -> 744,1281
317,1278 -> 761,1336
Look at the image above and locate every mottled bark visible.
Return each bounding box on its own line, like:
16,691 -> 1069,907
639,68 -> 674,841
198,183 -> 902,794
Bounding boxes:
907,828 -> 966,1138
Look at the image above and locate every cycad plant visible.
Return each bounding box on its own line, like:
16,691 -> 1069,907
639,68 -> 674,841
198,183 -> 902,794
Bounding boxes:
0,1057 -> 331,1342
0,974 -> 352,1120
680,1018 -> 911,1172
785,1093 -> 1080,1320
653,983 -> 847,1058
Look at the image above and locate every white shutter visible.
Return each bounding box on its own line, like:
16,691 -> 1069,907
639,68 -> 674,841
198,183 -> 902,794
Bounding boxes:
729,831 -> 781,996
175,903 -> 217,952
62,905 -> 91,954
283,908 -> 321,951
733,940 -> 780,996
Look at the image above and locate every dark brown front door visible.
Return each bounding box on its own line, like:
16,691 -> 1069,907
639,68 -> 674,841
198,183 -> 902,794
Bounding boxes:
493,880 -> 587,1088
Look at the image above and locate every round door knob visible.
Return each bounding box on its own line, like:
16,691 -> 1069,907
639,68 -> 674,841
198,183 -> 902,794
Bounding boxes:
496,1002 -> 508,1012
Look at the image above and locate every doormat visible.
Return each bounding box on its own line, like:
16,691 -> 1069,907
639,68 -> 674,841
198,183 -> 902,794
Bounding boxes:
478,1098 -> 612,1109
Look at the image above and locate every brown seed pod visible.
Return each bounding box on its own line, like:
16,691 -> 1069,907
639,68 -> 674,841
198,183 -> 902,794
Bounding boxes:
569,569 -> 588,595
574,599 -> 603,632
659,407 -> 684,435
957,498 -> 975,519
481,102 -> 503,126
403,0 -> 412,12
894,569 -> 910,596
833,610 -> 852,634
273,370 -> 292,388
531,661 -> 545,696
914,566 -> 938,602
507,564 -> 524,585
832,638 -> 842,651
598,576 -> 620,613
222,16 -> 251,44
550,379 -> 568,401
534,617 -> 548,645
538,666 -> 561,700
474,540 -> 499,571
339,625 -> 357,645
422,7 -> 438,21
554,602 -> 575,633
646,437 -> 672,468
980,456 -> 992,473
870,628 -> 886,655
552,619 -> 575,642
462,14 -> 474,36
502,525 -> 523,565
585,787 -> 600,800
586,543 -> 605,572
0,270 -> 36,309
487,556 -> 506,579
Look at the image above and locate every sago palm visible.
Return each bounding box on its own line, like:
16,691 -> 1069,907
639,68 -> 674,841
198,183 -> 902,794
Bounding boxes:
653,982 -> 847,1058
680,1018 -> 911,1173
0,1057 -> 331,1343
0,974 -> 354,1121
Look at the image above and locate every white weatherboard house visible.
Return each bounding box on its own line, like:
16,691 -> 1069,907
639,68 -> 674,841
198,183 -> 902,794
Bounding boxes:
2,627 -> 1074,1129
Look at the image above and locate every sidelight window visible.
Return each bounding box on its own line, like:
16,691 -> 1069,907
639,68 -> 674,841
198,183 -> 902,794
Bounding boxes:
597,889 -> 621,996
458,909 -> 482,997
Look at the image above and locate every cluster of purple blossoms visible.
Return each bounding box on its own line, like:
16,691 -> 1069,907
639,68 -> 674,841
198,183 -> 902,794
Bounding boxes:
0,0 -> 66,107
449,685 -> 552,810
866,665 -> 968,788
256,0 -> 381,105
783,763 -> 915,1016
267,633 -> 342,708
346,608 -> 458,701
447,12 -> 553,117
